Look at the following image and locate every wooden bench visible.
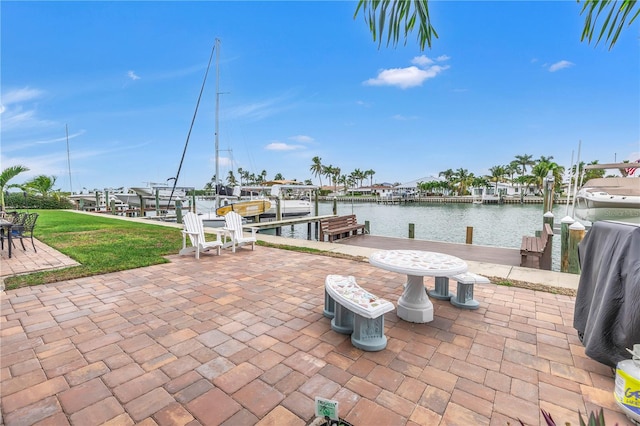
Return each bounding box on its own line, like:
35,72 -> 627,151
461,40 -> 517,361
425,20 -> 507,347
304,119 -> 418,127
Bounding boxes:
520,223 -> 554,270
319,214 -> 366,242
324,275 -> 394,352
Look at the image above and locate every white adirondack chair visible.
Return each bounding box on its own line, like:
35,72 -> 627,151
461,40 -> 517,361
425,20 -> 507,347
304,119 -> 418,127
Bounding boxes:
223,211 -> 257,252
179,212 -> 224,259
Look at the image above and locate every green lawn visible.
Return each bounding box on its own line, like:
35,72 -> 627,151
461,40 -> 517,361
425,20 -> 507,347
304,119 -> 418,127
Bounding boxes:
4,210 -> 185,290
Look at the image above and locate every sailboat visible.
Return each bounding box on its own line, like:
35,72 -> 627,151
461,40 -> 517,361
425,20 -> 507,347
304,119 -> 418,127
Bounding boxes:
193,39 -> 272,227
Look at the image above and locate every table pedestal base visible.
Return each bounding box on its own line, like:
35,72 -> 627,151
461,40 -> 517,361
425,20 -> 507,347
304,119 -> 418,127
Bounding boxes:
397,275 -> 434,323
428,276 -> 452,300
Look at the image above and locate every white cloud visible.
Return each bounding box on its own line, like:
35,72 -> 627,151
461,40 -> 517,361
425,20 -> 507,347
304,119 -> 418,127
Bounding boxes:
2,87 -> 44,105
265,142 -> 303,151
392,114 -> 418,121
364,55 -> 450,89
548,60 -> 574,72
289,135 -> 314,143
411,55 -> 434,67
128,70 -> 141,80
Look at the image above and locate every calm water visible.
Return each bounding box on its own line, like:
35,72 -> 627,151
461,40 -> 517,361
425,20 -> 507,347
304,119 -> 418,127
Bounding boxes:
263,201 -> 570,270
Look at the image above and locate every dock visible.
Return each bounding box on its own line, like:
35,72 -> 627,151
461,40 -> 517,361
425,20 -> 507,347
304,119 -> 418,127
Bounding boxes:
247,214 -> 336,238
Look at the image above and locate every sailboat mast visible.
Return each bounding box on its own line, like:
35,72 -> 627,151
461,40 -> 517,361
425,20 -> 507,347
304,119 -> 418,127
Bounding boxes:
214,38 -> 220,209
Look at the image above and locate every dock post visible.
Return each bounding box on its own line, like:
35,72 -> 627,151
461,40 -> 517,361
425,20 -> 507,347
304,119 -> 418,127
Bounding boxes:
95,192 -> 100,211
466,226 -> 473,244
191,193 -> 196,213
543,211 -> 554,229
110,199 -> 116,215
139,195 -> 145,217
332,197 -> 337,215
568,221 -> 586,274
175,200 -> 183,224
307,222 -> 312,240
104,190 -> 109,212
543,172 -> 555,213
365,220 -> 370,234
155,188 -> 160,216
560,216 -> 574,272
276,198 -> 282,221
408,223 -> 415,239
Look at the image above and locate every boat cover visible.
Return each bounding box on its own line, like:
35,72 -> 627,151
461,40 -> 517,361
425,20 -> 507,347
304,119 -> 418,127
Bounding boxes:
573,221 -> 640,367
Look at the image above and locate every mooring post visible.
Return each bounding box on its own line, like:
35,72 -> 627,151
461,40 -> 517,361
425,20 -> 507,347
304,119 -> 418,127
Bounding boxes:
543,171 -> 555,213
568,221 -> 586,274
110,199 -> 116,215
365,220 -> 370,234
175,200 -> 183,224
155,188 -> 160,216
332,197 -> 337,215
95,192 -> 100,211
466,226 -> 473,244
104,190 -> 109,212
276,198 -> 282,221
543,211 -> 554,229
409,223 -> 415,239
560,216 -> 575,272
191,193 -> 196,213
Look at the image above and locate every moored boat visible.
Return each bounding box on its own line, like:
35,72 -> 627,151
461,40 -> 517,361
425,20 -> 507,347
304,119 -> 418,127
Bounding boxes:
573,162 -> 640,224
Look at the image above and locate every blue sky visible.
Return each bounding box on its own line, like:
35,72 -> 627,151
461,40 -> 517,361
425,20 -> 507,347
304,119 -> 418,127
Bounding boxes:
2,1 -> 639,193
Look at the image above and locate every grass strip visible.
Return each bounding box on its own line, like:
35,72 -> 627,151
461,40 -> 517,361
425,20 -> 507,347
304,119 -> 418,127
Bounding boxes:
4,210 -> 184,290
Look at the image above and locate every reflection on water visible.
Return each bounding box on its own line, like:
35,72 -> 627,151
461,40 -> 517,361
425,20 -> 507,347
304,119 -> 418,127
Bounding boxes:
262,201 -> 571,271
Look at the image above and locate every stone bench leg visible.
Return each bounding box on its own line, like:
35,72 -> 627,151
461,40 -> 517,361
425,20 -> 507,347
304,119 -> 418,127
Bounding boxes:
331,303 -> 353,334
351,314 -> 387,352
450,281 -> 479,309
428,276 -> 452,300
323,289 -> 335,319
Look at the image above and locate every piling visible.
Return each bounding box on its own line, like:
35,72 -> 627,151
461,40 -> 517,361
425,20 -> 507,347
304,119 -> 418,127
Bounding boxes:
560,216 -> 575,272
155,189 -> 160,216
543,211 -> 554,229
332,197 -> 337,215
95,192 -> 100,211
110,199 -> 116,215
191,193 -> 196,213
409,223 -> 415,239
542,172 -> 555,213
365,220 -> 370,234
568,221 -> 586,274
276,198 -> 282,221
176,200 -> 183,224
466,227 -> 473,244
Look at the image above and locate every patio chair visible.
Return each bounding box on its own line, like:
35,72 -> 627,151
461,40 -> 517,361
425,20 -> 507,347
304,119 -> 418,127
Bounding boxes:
223,211 -> 257,252
11,212 -> 39,252
179,212 -> 223,259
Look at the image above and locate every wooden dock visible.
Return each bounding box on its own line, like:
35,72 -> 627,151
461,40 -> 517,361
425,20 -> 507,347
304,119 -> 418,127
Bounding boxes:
247,214 -> 336,238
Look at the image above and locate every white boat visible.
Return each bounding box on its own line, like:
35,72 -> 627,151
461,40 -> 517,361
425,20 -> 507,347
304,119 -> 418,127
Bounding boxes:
573,162 -> 640,224
574,177 -> 640,224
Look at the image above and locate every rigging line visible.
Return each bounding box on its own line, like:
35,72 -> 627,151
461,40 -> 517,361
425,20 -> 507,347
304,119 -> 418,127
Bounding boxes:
168,40 -> 217,207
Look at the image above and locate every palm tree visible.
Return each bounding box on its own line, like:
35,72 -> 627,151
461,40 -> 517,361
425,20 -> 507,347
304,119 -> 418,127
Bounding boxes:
488,165 -> 507,195
24,175 -> 57,197
366,169 -> 376,187
274,173 -> 285,181
0,165 -> 30,211
310,156 -> 323,186
354,0 -> 638,51
513,154 -> 534,175
453,168 -> 472,196
226,171 -> 238,186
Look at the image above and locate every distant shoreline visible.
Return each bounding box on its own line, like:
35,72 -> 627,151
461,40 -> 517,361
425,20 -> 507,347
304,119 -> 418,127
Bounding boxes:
318,195 -> 563,205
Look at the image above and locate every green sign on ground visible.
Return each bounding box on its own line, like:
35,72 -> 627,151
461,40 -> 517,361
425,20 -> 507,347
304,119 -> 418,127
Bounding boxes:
315,397 -> 339,420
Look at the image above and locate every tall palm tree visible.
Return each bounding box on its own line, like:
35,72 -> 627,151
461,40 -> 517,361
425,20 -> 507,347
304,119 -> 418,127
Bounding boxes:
355,0 -> 638,51
488,165 -> 507,195
513,154 -> 534,175
0,165 -> 30,211
310,156 -> 323,186
366,169 -> 375,187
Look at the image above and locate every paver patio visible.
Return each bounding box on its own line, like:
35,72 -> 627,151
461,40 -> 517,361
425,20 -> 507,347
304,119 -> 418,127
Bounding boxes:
0,244 -> 633,425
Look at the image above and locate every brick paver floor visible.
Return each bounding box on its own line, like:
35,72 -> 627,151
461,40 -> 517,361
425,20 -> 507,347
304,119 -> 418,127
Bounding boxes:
0,246 -> 633,425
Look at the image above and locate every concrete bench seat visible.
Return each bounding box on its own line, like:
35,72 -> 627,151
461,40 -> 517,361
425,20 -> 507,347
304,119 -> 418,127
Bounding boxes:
324,275 -> 394,351
449,272 -> 490,309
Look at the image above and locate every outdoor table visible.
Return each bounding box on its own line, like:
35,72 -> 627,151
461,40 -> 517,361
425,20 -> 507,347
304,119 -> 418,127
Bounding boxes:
0,219 -> 14,258
369,250 -> 468,323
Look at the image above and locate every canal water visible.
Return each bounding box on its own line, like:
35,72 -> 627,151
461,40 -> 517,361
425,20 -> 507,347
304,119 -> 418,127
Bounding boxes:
263,201 -> 573,271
